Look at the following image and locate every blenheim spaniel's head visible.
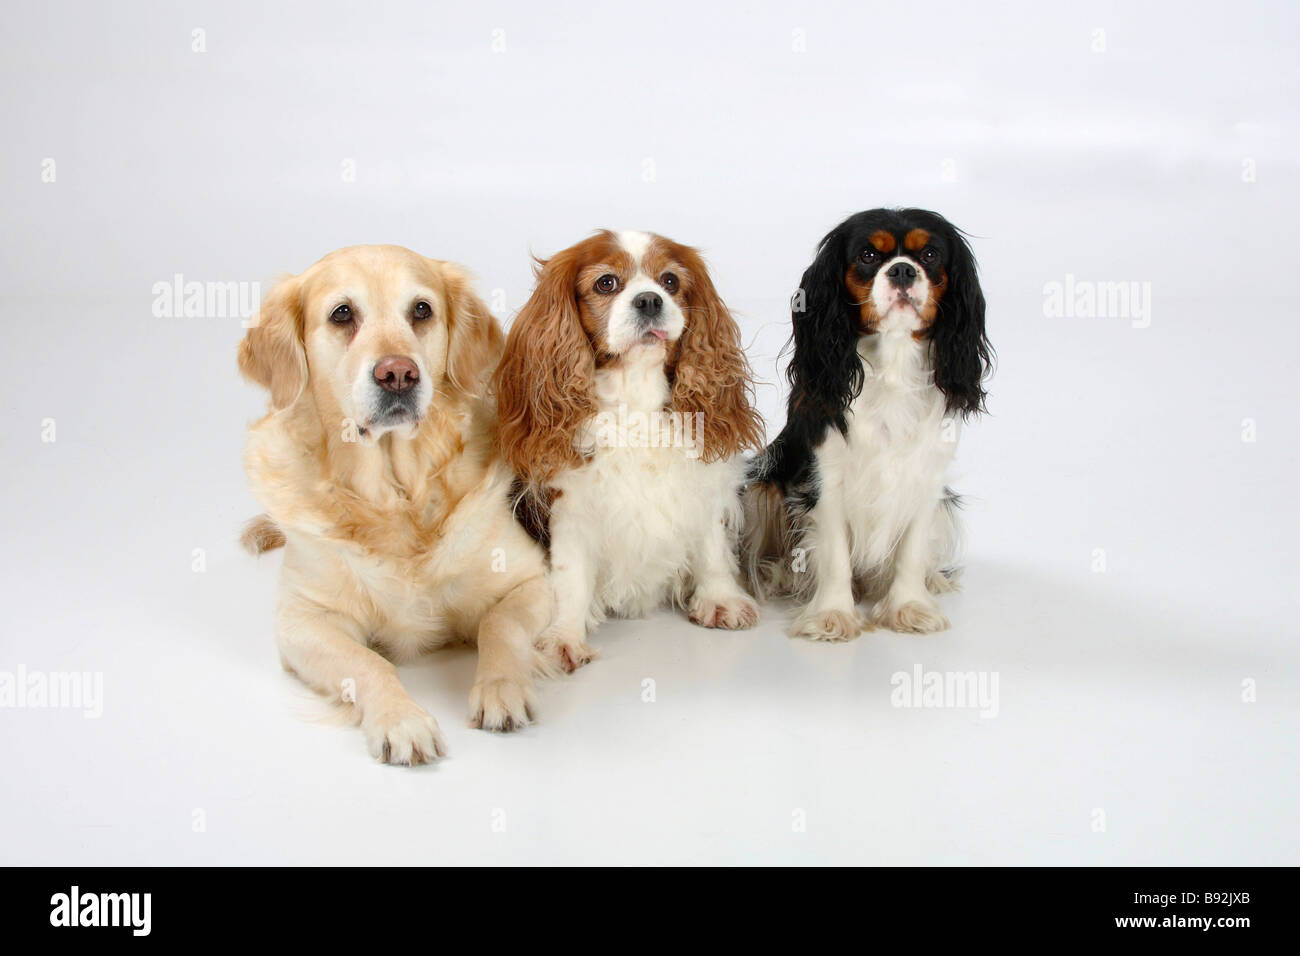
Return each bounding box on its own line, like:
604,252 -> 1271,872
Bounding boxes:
494,230 -> 763,488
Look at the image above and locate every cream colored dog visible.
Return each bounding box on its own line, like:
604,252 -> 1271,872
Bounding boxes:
238,245 -> 553,765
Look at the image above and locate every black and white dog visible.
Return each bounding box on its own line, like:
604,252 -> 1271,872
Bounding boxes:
744,209 -> 992,640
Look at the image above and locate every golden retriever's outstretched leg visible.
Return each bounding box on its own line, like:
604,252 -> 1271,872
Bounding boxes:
277,603 -> 446,765
470,575 -> 554,732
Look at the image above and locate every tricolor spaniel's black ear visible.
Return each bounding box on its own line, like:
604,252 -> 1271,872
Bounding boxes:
931,227 -> 992,417
786,223 -> 864,436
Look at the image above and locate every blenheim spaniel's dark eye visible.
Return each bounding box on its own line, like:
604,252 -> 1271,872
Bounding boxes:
860,250 -> 880,265
660,273 -> 680,294
412,300 -> 432,321
921,248 -> 940,264
329,304 -> 353,325
595,274 -> 619,294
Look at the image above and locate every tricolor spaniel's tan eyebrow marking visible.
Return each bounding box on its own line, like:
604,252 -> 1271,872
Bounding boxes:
904,229 -> 930,251
869,231 -> 896,253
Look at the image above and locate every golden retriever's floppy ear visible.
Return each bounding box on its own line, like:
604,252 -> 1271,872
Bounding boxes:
438,261 -> 504,398
493,249 -> 596,489
238,276 -> 306,410
670,246 -> 764,461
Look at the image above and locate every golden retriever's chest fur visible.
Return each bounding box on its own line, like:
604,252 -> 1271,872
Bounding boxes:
248,400 -> 544,661
282,527 -> 472,657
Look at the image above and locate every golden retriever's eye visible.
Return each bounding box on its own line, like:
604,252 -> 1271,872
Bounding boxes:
661,273 -> 679,294
594,274 -> 619,294
329,304 -> 353,325
412,300 -> 432,321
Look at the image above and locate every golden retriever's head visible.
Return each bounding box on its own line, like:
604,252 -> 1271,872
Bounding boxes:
238,245 -> 501,439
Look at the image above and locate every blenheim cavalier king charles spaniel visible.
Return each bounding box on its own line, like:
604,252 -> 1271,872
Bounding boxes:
239,245 -> 555,764
493,230 -> 765,671
744,209 -> 992,641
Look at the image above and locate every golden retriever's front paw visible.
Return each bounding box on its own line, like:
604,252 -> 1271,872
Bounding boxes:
790,607 -> 868,642
361,696 -> 446,766
689,594 -> 759,630
469,676 -> 535,733
535,626 -> 597,675
872,598 -> 950,634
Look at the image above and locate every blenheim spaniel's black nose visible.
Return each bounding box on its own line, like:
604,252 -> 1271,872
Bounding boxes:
632,291 -> 663,318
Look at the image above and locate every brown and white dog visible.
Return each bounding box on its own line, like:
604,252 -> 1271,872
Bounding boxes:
239,245 -> 554,765
493,230 -> 764,671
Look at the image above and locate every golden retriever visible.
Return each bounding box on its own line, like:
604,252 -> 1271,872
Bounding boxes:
238,245 -> 553,764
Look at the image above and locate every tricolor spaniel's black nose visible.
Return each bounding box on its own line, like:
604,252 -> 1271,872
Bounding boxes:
886,261 -> 918,288
373,355 -> 420,393
633,291 -> 663,318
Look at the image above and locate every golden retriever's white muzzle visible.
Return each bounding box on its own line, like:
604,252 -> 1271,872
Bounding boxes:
352,353 -> 431,439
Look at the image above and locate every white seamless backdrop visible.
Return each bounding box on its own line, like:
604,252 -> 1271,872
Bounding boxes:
0,0 -> 1296,864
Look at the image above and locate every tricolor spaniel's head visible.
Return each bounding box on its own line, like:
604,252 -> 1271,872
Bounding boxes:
789,208 -> 991,428
494,230 -> 763,488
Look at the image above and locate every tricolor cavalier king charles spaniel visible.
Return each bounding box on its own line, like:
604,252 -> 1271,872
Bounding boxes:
745,209 -> 992,641
494,230 -> 764,671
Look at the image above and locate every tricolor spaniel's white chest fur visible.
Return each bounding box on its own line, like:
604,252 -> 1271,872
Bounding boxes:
549,346 -> 744,623
821,330 -> 956,571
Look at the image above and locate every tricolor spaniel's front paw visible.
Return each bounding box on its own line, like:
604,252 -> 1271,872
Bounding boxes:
926,569 -> 961,594
872,595 -> 950,634
689,593 -> 759,630
790,607 -> 868,642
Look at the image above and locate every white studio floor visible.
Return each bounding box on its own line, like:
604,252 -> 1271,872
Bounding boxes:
1,0 -> 1297,865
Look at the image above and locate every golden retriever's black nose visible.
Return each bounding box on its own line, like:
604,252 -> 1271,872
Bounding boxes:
373,356 -> 419,393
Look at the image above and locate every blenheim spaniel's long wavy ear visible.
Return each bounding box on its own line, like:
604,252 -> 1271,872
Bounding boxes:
437,260 -> 504,400
493,248 -> 596,489
669,245 -> 764,460
929,225 -> 992,418
238,275 -> 306,410
786,222 -> 865,438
